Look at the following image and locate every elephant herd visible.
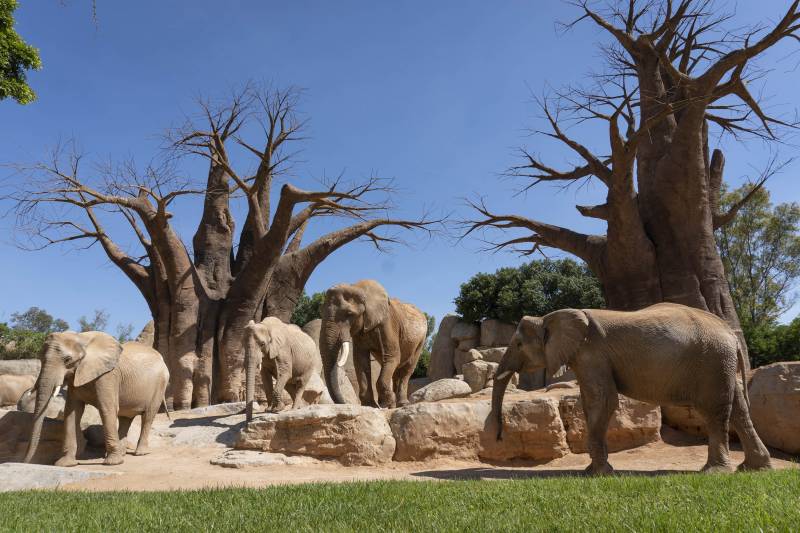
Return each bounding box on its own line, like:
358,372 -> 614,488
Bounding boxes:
4,279 -> 774,474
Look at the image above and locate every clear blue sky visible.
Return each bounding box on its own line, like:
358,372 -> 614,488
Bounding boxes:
1,1 -> 798,333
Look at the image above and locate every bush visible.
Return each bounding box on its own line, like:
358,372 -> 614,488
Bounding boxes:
454,258 -> 605,324
0,323 -> 46,360
412,314 -> 436,378
744,317 -> 800,368
290,292 -> 325,327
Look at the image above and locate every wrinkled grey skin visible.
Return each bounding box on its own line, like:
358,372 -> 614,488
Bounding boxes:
23,332 -> 169,467
320,280 -> 427,408
490,303 -> 772,475
244,317 -> 322,421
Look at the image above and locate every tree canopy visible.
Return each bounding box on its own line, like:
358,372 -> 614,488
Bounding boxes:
455,258 -> 605,324
9,306 -> 68,333
0,0 -> 40,104
290,292 -> 325,327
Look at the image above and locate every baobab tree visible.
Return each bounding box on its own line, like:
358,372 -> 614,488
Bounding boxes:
466,0 -> 799,368
12,85 -> 433,408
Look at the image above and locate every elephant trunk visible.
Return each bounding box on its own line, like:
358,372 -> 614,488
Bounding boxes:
489,347 -> 522,442
244,323 -> 259,422
320,318 -> 350,404
23,367 -> 62,463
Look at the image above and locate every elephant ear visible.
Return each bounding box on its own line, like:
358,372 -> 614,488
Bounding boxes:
266,321 -> 288,361
355,280 -> 390,332
73,332 -> 123,387
543,309 -> 589,379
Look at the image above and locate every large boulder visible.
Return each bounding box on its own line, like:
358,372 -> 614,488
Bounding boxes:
0,359 -> 40,378
451,321 -> 480,343
389,397 -> 570,462
453,348 -> 482,375
480,319 -> 516,347
661,405 -> 708,437
135,320 -> 155,346
235,405 -> 396,466
478,347 -> 506,364
408,378 -> 472,404
557,391 -> 661,453
0,409 -> 66,464
749,362 -> 800,454
462,360 -> 498,393
428,314 -> 459,380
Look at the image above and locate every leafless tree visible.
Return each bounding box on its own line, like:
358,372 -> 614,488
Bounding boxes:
10,84 -> 435,407
465,0 -> 800,368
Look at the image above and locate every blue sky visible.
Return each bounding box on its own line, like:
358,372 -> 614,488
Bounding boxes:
1,1 -> 798,333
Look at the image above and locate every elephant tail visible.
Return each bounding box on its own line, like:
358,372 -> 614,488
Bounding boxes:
162,396 -> 173,422
737,342 -> 750,408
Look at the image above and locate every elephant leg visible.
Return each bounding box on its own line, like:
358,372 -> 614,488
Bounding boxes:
579,376 -> 618,476
135,401 -> 159,456
290,375 -> 311,410
96,386 -> 124,466
271,371 -> 290,412
55,396 -> 84,467
117,416 -> 134,453
699,404 -> 734,473
354,346 -> 377,407
393,361 -> 415,407
375,347 -> 400,409
730,385 -> 772,471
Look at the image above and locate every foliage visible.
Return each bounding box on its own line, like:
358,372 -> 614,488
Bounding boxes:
290,292 -> 325,327
455,259 -> 605,324
78,309 -> 110,332
412,313 -> 436,378
743,317 -> 800,368
717,184 -> 800,333
9,306 -> 68,333
0,322 -> 45,359
116,323 -> 134,343
1,472 -> 799,530
0,0 -> 41,104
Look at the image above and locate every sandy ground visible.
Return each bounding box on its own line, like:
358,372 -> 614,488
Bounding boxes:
52,430 -> 798,492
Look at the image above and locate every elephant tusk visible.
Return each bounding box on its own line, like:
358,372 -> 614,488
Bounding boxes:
337,341 -> 351,367
496,370 -> 513,381
52,385 -> 62,398
553,365 -> 567,379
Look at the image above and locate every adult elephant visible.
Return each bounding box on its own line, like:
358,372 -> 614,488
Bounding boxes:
23,331 -> 169,466
320,279 -> 426,408
490,303 -> 772,475
244,317 -> 325,421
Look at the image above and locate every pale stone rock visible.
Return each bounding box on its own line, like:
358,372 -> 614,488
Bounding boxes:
661,405 -> 708,437
135,320 -> 155,346
456,338 -> 479,352
480,319 -> 517,347
0,359 -> 40,378
478,346 -> 506,364
0,463 -> 115,491
236,404 -> 396,466
211,450 -> 321,468
408,378 -> 472,404
557,392 -> 661,453
453,348 -> 482,374
462,360 -> 498,393
749,362 -> 800,454
451,321 -> 480,343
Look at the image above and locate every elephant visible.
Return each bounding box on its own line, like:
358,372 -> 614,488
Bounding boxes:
0,373 -> 36,406
320,279 -> 427,408
490,303 -> 772,475
244,317 -> 323,421
23,331 -> 170,466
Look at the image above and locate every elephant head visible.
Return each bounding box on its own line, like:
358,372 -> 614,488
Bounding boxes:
23,331 -> 122,463
244,318 -> 288,421
319,280 -> 389,403
490,309 -> 589,440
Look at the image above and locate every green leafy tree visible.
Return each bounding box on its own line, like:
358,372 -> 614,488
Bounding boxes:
10,306 -> 69,333
413,313 -> 436,378
0,0 -> 41,104
455,259 -> 605,324
78,309 -> 110,332
290,292 -> 325,327
717,184 -> 800,366
116,323 -> 134,343
0,322 -> 46,359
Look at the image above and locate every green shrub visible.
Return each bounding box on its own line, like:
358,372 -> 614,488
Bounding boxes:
744,317 -> 800,368
455,258 -> 605,324
290,292 -> 325,327
0,323 -> 46,359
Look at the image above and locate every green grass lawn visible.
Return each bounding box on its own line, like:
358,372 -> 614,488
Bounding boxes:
1,470 -> 798,532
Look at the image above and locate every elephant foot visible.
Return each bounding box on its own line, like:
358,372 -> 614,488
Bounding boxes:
396,398 -> 409,408
134,445 -> 150,456
54,456 -> 78,468
701,462 -> 734,474
103,454 -> 125,466
737,458 -> 773,472
584,461 -> 614,476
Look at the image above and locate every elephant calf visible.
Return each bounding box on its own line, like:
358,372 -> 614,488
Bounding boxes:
23,332 -> 169,466
245,317 -> 323,421
491,303 -> 772,475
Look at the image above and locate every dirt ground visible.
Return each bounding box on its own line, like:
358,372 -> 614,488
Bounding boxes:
53,428 -> 797,492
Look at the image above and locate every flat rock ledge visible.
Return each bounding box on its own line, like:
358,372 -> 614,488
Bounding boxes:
235,388 -> 661,466
0,463 -> 116,492
211,450 -> 321,468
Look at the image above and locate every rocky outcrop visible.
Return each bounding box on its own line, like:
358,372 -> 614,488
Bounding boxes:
749,362 -> 800,454
236,405 -> 396,466
661,405 -> 708,437
557,391 -> 661,453
135,320 -> 155,346
480,319 -> 516,347
427,314 -> 460,380
0,359 -> 40,378
478,347 -> 506,364
462,360 -> 498,392
408,378 -> 472,404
